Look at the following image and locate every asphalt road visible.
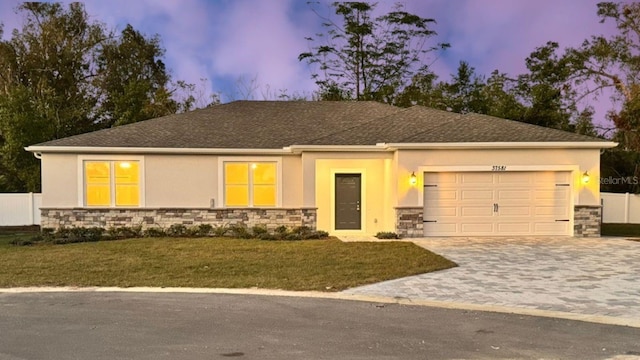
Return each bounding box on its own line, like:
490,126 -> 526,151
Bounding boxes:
0,292 -> 639,360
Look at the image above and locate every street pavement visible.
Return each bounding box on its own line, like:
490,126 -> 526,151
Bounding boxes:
343,236 -> 640,327
1,292 -> 639,360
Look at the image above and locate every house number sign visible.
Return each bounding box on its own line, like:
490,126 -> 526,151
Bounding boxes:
492,165 -> 507,171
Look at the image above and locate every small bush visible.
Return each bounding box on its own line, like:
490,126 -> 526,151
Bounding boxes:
285,233 -> 302,241
228,224 -> 252,239
108,226 -> 142,240
251,225 -> 268,237
257,233 -> 278,241
274,225 -> 288,236
144,227 -> 166,238
167,224 -> 187,237
212,225 -> 228,237
375,231 -> 400,239
196,224 -> 213,237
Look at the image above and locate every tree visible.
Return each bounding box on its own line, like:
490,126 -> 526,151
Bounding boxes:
559,2 -> 640,149
0,3 -> 192,192
299,1 -> 448,104
95,24 -> 184,127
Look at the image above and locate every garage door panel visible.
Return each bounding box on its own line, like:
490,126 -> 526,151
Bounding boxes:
460,222 -> 493,233
535,188 -> 569,200
424,206 -> 457,217
498,206 -> 531,216
497,189 -> 532,200
461,190 -> 493,200
462,173 -> 494,184
424,222 -> 457,235
497,223 -> 531,233
534,222 -> 570,233
497,172 -> 533,186
426,189 -> 458,201
424,171 -> 572,236
461,206 -> 493,216
535,206 -> 570,217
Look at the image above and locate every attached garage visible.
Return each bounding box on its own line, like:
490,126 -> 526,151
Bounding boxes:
423,171 -> 572,236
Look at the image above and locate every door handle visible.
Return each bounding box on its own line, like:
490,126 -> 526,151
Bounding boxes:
493,203 -> 499,213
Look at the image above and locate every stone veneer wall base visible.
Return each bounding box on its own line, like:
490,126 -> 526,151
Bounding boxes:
41,208 -> 317,231
395,207 -> 423,238
573,205 -> 601,238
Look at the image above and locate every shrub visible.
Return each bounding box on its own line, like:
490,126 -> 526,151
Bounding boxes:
196,224 -> 214,237
143,227 -> 166,238
274,225 -> 288,236
108,226 -> 142,240
228,224 -> 252,239
375,231 -> 400,239
167,224 -> 187,237
251,225 -> 268,237
257,233 -> 278,241
212,225 -> 228,237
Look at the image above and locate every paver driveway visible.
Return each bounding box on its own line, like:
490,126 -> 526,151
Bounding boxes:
344,236 -> 640,322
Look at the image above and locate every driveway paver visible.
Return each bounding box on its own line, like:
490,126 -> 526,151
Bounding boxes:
343,236 -> 640,322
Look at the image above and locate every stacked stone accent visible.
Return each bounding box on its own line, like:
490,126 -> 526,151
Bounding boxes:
573,205 -> 601,237
41,208 -> 317,230
395,207 -> 423,238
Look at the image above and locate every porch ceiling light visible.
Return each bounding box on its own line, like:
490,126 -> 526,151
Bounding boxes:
582,171 -> 590,184
409,171 -> 417,186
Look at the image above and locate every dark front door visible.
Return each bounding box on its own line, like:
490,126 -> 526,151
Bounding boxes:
335,174 -> 361,230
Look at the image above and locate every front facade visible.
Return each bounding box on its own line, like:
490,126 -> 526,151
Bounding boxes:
27,101 -> 615,237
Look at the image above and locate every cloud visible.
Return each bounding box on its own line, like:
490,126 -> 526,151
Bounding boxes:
0,0 -> 624,124
208,0 -> 316,100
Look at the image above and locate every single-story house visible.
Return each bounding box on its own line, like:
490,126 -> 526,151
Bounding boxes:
26,101 -> 617,237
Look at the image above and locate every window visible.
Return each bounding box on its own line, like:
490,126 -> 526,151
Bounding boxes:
85,161 -> 140,206
224,162 -> 276,207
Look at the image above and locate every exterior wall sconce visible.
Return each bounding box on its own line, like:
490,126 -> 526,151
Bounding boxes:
409,171 -> 417,186
582,171 -> 590,184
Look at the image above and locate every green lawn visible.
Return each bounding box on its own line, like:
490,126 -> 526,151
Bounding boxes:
601,223 -> 640,238
0,226 -> 40,249
0,237 -> 456,291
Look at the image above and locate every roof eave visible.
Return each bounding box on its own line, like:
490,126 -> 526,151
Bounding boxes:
286,145 -> 388,154
378,141 -> 618,150
24,146 -> 294,155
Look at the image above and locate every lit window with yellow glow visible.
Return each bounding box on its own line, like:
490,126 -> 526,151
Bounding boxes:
224,162 -> 276,207
84,161 -> 140,207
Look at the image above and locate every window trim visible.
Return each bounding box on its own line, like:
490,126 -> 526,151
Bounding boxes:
78,155 -> 145,208
217,157 -> 282,208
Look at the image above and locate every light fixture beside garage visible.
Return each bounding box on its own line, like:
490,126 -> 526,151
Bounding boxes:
409,171 -> 417,186
582,171 -> 590,184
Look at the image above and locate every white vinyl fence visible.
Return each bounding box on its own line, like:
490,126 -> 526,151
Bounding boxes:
0,193 -> 42,226
601,192 -> 640,224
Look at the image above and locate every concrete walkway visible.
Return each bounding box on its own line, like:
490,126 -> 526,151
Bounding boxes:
343,236 -> 640,325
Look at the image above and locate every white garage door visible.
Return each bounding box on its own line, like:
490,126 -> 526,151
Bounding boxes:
423,171 -> 572,236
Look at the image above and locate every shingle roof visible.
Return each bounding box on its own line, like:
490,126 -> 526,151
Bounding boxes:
32,100 -> 607,149
308,106 -> 602,144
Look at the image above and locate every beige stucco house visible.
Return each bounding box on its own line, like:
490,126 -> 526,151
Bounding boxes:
26,101 -> 616,237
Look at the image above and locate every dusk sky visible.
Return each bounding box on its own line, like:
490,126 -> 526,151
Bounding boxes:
0,0 -> 620,126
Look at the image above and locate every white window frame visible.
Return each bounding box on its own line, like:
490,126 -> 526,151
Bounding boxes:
78,155 -> 145,207
217,156 -> 282,208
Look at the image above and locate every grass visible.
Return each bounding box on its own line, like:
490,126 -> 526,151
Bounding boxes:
0,226 -> 40,249
601,223 -> 640,238
0,237 -> 456,291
